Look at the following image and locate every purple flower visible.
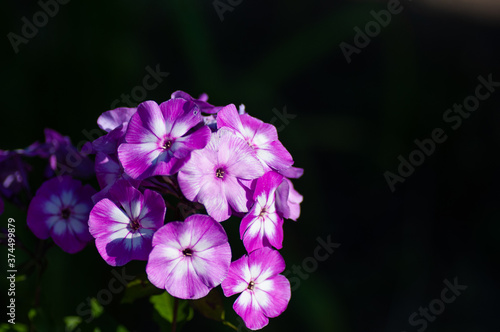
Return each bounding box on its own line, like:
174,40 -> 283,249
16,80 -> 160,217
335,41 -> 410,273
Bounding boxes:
27,176 -> 96,254
0,152 -> 32,201
171,90 -> 222,114
217,104 -> 294,172
89,180 -> 166,266
92,152 -> 140,203
97,107 -> 137,133
88,107 -> 138,155
240,171 -> 285,252
40,129 -> 94,179
146,214 -> 231,299
118,99 -> 211,179
178,128 -> 264,222
221,247 -> 291,330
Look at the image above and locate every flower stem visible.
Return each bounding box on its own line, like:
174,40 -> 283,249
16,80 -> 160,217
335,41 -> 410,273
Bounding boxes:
172,296 -> 179,332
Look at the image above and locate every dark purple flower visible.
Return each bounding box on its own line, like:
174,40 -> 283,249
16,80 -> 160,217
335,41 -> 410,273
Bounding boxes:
217,104 -> 294,172
171,90 -> 222,114
118,99 -> 211,179
0,152 -> 32,201
40,129 -> 94,179
178,128 -> 264,222
146,214 -> 231,299
27,176 -> 96,253
221,247 -> 291,330
92,152 -> 140,203
89,180 -> 166,266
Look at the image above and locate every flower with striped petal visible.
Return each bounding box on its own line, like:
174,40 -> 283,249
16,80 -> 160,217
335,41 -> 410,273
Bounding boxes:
89,179 -> 166,266
146,214 -> 231,299
221,247 -> 291,330
27,176 -> 96,254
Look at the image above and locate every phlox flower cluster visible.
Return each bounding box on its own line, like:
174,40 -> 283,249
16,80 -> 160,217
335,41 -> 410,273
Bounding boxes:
3,91 -> 303,330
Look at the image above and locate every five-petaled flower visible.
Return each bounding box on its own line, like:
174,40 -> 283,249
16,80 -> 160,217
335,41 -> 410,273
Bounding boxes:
178,128 -> 265,222
27,176 -> 96,253
89,179 -> 166,266
118,99 -> 211,179
146,214 -> 232,299
221,247 -> 291,330
217,104 -> 294,172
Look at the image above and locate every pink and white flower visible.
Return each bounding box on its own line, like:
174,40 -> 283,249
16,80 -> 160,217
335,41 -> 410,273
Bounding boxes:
222,247 -> 291,330
146,214 -> 231,299
217,104 -> 294,172
178,128 -> 264,222
240,171 -> 285,252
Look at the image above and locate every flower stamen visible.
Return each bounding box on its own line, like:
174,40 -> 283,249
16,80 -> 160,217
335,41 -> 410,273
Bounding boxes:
247,280 -> 255,290
163,140 -> 173,150
216,168 -> 225,178
61,208 -> 71,219
183,248 -> 193,256
129,219 -> 141,232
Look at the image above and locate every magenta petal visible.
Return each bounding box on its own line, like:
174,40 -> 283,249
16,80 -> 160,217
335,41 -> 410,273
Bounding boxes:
254,274 -> 291,318
172,125 -> 211,159
160,99 -> 202,138
221,255 -> 251,297
217,130 -> 264,179
98,107 -> 137,132
256,140 -> 294,172
118,143 -> 162,179
241,114 -> 278,142
146,214 -> 231,299
233,291 -> 269,330
217,104 -> 245,134
279,166 -> 304,179
223,176 -> 250,214
275,179 -> 290,219
197,178 -> 230,222
251,247 -> 286,281
125,101 -> 165,144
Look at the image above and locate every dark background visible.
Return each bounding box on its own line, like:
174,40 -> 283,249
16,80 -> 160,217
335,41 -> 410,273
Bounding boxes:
1,1 -> 500,331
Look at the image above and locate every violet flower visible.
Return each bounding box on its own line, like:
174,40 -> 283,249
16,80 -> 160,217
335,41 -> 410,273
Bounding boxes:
27,176 -> 96,253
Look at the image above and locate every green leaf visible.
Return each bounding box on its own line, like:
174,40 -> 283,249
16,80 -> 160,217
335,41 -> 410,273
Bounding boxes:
150,292 -> 194,324
116,325 -> 129,332
121,278 -> 163,304
90,298 -> 104,319
190,288 -> 225,322
64,316 -> 82,331
0,323 -> 28,332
